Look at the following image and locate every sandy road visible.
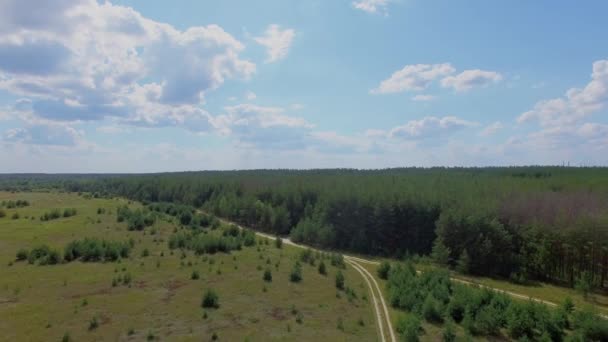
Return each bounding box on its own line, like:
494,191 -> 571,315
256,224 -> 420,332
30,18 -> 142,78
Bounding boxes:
346,259 -> 387,342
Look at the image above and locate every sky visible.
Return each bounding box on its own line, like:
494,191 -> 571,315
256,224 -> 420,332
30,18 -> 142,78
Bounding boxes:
0,0 -> 607,172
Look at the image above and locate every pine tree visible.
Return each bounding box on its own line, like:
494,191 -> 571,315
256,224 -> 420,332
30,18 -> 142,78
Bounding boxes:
431,236 -> 451,266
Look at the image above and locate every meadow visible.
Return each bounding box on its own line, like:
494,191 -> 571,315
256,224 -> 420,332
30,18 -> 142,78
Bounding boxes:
0,192 -> 376,341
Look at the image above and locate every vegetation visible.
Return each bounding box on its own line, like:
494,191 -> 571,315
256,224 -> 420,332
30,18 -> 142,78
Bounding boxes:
0,191 -> 376,341
63,238 -> 132,262
201,289 -> 220,309
25,167 -> 607,291
387,261 -> 608,341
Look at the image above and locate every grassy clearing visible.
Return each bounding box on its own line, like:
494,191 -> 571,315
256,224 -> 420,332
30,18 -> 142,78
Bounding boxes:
0,192 -> 376,341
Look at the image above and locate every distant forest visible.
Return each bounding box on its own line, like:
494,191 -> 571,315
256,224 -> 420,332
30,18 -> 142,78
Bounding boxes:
2,167 -> 608,290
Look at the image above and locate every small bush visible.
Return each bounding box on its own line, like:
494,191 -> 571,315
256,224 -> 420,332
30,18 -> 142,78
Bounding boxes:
335,270 -> 345,290
290,262 -> 302,283
263,268 -> 272,282
202,289 -> 219,309
191,270 -> 200,280
11,212 -> 19,220
318,260 -> 327,275
396,315 -> 421,342
377,261 -> 391,279
16,248 -> 28,261
275,237 -> 283,249
88,317 -> 99,331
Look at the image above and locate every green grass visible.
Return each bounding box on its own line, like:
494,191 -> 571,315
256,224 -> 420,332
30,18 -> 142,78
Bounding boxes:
0,192 -> 376,341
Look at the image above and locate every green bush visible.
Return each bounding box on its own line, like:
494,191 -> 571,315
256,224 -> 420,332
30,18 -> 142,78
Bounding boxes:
15,248 -> 28,261
191,270 -> 200,280
290,261 -> 302,283
421,294 -> 443,323
263,268 -> 272,282
318,260 -> 327,275
396,315 -> 421,342
202,289 -> 219,309
335,270 -> 345,290
377,261 -> 391,279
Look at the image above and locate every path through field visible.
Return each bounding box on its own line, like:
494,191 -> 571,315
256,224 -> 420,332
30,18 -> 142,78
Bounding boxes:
211,216 -> 396,342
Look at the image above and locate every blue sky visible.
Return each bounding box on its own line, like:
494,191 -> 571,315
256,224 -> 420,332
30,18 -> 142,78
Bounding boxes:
0,0 -> 607,172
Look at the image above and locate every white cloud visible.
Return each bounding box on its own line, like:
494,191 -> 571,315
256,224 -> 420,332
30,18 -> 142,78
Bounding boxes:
245,91 -> 257,100
371,63 -> 455,94
352,0 -> 390,14
518,59 -> 608,127
254,24 -> 295,63
440,69 -> 503,92
412,94 -> 436,102
216,104 -> 313,149
0,0 -> 255,124
3,123 -> 83,146
389,116 -> 478,139
479,121 -> 504,136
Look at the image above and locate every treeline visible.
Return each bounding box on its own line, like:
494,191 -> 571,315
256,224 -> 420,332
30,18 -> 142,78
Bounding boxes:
387,261 -> 608,341
9,167 -> 608,289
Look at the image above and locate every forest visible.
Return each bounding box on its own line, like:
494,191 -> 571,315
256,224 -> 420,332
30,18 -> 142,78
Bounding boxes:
2,167 -> 608,291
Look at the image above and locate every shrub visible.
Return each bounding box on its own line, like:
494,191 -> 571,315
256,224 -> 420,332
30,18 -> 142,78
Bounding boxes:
11,212 -> 19,220
191,270 -> 200,280
62,332 -> 71,342
16,248 -> 28,261
263,268 -> 272,282
63,208 -> 77,218
421,295 -> 443,323
88,317 -> 99,331
0,209 -> 5,218
290,262 -> 302,283
318,260 -> 327,275
330,253 -> 345,268
275,237 -> 283,249
377,261 -> 391,279
335,270 -> 345,290
202,289 -> 219,309
443,320 -> 456,342
396,315 -> 421,342
63,238 -> 131,263
141,248 -> 150,257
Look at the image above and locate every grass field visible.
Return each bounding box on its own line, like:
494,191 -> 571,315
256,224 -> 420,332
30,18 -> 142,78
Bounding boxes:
0,192 -> 377,341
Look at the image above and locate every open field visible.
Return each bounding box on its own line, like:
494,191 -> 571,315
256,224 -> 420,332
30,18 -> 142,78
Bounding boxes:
0,192 -> 377,341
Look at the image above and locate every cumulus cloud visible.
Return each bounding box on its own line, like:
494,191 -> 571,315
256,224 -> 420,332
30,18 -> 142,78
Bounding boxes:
2,124 -> 82,146
0,0 -> 255,124
216,104 -> 313,149
518,59 -> 608,127
389,116 -> 478,139
371,63 -> 455,94
352,0 -> 390,14
440,70 -> 503,92
254,25 -> 295,63
479,121 -> 504,136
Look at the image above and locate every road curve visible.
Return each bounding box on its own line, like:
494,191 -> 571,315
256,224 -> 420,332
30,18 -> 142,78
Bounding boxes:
209,214 -> 608,329
210,215 -> 395,341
